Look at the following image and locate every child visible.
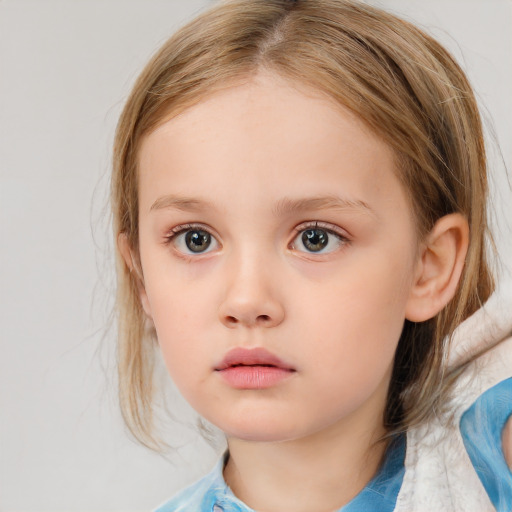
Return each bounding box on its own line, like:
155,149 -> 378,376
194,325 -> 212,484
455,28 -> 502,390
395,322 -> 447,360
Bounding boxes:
111,0 -> 512,510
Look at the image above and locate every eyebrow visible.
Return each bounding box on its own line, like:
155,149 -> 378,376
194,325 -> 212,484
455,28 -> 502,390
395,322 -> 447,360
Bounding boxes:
150,193 -> 375,217
272,195 -> 375,217
150,194 -> 216,213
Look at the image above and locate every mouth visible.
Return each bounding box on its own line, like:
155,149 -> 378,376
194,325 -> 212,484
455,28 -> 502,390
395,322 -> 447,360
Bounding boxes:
215,347 -> 296,390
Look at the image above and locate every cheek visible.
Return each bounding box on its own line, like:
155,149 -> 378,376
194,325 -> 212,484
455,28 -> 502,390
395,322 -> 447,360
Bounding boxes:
296,250 -> 413,386
140,262 -> 214,370
148,288 -> 209,350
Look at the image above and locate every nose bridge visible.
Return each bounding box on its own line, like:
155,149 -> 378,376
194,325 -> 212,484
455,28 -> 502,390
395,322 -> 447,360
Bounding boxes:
219,239 -> 285,329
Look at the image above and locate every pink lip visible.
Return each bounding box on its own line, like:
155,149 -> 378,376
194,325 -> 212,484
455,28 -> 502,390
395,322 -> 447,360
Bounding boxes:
215,347 -> 296,389
215,347 -> 295,371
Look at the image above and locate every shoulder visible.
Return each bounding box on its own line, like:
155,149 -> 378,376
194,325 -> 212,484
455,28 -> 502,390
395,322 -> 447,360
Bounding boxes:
458,375 -> 512,512
153,475 -> 210,512
153,455 -> 227,512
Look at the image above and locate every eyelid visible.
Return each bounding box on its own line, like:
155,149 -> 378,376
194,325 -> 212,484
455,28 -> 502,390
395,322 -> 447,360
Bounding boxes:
292,220 -> 350,240
289,220 -> 351,254
166,222 -> 215,237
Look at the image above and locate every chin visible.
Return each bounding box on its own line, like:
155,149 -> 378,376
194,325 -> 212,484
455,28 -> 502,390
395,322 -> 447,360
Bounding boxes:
225,428 -> 299,443
213,415 -> 307,443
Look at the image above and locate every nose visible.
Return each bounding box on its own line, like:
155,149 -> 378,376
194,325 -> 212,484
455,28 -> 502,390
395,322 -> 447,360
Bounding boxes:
218,254 -> 285,329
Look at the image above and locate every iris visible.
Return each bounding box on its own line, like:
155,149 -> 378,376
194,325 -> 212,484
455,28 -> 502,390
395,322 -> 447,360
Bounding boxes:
302,228 -> 329,252
185,230 -> 211,252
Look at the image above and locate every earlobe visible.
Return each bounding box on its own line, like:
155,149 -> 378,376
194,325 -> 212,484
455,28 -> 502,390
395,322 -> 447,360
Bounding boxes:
117,233 -> 153,319
405,213 -> 469,322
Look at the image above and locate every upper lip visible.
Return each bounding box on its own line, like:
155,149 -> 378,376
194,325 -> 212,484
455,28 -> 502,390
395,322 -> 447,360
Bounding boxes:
215,347 -> 295,371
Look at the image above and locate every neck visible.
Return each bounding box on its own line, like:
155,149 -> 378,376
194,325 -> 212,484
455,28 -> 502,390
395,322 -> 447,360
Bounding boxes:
223,419 -> 388,512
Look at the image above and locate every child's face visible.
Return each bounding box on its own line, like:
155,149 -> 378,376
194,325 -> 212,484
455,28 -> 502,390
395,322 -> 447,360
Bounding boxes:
136,72 -> 421,443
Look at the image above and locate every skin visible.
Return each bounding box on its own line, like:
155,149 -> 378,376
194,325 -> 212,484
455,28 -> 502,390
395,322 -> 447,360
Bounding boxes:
126,71 -> 470,512
504,417 -> 512,471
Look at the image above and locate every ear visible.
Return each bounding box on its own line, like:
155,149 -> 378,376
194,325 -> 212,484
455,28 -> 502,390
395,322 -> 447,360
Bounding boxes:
117,233 -> 153,319
405,213 -> 469,322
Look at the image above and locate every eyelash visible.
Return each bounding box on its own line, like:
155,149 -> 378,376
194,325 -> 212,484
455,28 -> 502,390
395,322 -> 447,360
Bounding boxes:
163,221 -> 350,256
291,221 -> 350,253
165,223 -> 211,240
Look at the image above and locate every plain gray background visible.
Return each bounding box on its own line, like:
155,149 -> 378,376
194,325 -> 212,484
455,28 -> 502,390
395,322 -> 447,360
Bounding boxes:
1,1 -> 511,510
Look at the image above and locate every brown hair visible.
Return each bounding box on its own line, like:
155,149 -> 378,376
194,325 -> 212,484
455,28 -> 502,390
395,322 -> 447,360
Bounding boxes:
112,0 -> 494,449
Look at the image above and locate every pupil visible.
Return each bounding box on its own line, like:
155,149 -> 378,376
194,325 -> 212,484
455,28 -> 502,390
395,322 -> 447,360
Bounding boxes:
302,229 -> 328,252
185,230 -> 211,252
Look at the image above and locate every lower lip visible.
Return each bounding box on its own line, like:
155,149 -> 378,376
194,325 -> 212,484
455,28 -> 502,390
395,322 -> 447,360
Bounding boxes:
217,366 -> 295,389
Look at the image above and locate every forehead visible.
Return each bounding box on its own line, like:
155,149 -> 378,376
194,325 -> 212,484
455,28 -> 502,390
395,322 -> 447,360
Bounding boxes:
137,71 -> 406,219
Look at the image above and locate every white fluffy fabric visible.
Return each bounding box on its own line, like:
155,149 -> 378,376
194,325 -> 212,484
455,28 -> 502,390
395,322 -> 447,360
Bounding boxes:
394,287 -> 512,512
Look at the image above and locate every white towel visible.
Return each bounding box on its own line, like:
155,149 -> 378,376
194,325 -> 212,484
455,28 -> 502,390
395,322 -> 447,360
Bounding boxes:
395,287 -> 512,512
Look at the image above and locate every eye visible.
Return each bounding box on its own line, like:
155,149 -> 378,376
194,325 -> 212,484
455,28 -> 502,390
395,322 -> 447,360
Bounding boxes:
166,225 -> 220,255
291,223 -> 348,254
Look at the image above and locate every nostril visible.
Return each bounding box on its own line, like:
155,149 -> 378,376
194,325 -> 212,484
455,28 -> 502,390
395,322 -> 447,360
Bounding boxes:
224,314 -> 271,326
